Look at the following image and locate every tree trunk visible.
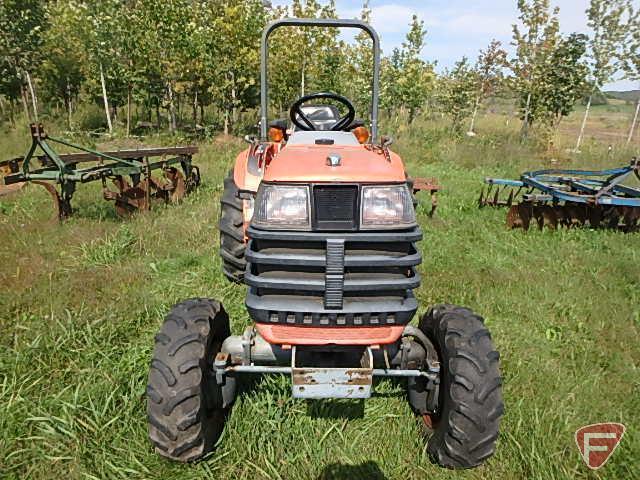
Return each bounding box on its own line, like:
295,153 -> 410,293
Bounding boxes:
192,89 -> 198,127
20,83 -> 31,122
156,99 -> 161,129
176,93 -> 181,127
167,81 -> 177,133
520,92 -> 531,140
626,98 -> 640,145
575,94 -> 592,151
100,63 -> 113,133
65,77 -> 72,129
231,77 -> 237,126
8,98 -> 15,125
224,109 -> 229,135
126,85 -> 132,136
469,95 -> 481,133
25,71 -> 38,122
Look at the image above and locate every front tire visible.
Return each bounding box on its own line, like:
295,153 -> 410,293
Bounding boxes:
218,173 -> 246,283
146,298 -> 231,462
419,304 -> 504,469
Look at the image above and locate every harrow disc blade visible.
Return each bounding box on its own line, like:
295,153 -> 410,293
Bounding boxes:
164,167 -> 186,203
603,207 -> 622,229
533,205 -> 558,230
506,204 -> 532,230
622,207 -> 640,231
587,206 -> 603,229
113,177 -> 151,217
186,165 -> 201,193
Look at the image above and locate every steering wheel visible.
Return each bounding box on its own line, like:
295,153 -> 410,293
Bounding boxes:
290,92 -> 356,132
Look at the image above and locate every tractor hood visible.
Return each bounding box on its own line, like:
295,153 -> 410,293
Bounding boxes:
263,145 -> 406,183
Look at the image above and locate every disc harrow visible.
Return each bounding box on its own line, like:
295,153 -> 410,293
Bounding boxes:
2,124 -> 200,220
479,159 -> 640,231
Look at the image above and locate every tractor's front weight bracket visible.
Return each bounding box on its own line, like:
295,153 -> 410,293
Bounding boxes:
213,327 -> 440,403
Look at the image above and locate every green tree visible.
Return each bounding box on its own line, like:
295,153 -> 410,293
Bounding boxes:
343,1 -> 374,118
81,0 -> 132,133
540,33 -> 589,126
380,48 -> 403,117
469,40 -> 508,134
268,1 -> 340,117
511,0 -> 561,138
0,0 -> 46,121
620,3 -> 640,144
41,1 -> 87,129
396,15 -> 434,123
575,0 -> 630,150
438,57 -> 478,133
134,0 -> 194,133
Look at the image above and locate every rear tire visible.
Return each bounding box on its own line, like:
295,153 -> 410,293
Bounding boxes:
146,298 -> 231,462
218,172 -> 246,283
419,304 -> 504,469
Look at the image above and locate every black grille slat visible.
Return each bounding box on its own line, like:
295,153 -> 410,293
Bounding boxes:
245,226 -> 422,327
314,185 -> 358,230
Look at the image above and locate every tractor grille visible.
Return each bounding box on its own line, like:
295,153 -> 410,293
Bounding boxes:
313,185 -> 358,230
244,227 -> 422,327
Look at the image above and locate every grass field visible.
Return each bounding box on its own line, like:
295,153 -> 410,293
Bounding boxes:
1,113 -> 639,479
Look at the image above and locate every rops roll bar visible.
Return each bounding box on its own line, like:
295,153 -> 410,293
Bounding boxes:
260,18 -> 381,142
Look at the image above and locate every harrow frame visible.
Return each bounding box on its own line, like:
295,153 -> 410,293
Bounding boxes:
479,159 -> 640,230
1,124 -> 200,219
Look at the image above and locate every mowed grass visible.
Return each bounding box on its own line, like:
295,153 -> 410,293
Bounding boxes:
1,116 -> 639,480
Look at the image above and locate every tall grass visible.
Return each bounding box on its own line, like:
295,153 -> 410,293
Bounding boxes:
0,114 -> 638,479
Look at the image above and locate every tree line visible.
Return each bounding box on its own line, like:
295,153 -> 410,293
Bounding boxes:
0,0 -> 638,146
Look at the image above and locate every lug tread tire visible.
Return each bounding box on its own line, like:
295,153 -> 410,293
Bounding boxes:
419,304 -> 504,469
218,173 -> 246,283
147,298 -> 230,462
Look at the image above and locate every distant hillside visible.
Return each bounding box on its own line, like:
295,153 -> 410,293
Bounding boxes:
604,90 -> 640,102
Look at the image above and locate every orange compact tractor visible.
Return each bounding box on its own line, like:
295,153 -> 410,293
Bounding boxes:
146,19 -> 503,469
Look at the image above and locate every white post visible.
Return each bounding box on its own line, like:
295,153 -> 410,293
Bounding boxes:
575,94 -> 592,151
626,98 -> 640,145
521,92 -> 531,139
100,63 -> 113,133
468,95 -> 481,133
25,71 -> 38,122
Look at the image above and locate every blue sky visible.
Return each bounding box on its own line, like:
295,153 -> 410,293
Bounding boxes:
271,0 -> 638,91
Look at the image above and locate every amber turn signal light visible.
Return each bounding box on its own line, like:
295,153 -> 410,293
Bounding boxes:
353,126 -> 370,144
269,127 -> 284,143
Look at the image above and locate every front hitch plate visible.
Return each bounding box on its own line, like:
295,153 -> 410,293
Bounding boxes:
291,346 -> 373,399
292,367 -> 373,399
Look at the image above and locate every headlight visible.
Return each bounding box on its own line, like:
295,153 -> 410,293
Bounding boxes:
253,184 -> 310,229
361,185 -> 416,229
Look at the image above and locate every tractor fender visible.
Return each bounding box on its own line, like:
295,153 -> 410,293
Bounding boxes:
233,146 -> 263,194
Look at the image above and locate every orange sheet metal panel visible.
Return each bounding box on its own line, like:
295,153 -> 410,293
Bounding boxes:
263,145 -> 406,183
256,324 -> 405,346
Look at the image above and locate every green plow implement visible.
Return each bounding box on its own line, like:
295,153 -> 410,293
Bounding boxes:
1,124 -> 200,220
